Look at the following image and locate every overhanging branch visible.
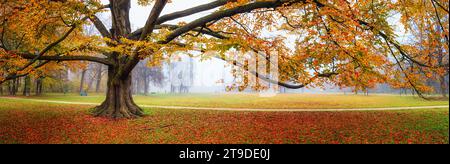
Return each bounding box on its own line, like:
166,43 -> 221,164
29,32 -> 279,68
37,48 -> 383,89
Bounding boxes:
139,0 -> 169,41
155,0 -> 235,25
215,55 -> 337,89
89,15 -> 112,38
312,0 -> 449,69
160,0 -> 304,44
129,24 -> 228,40
18,53 -> 113,65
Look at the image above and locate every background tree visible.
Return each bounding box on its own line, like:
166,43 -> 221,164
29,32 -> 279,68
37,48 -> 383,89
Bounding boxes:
132,60 -> 165,95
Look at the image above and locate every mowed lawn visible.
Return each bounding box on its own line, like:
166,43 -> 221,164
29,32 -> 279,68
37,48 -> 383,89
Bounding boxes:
9,93 -> 450,109
0,93 -> 448,144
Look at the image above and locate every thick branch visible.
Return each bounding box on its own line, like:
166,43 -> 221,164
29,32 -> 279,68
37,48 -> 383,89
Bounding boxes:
119,0 -> 169,79
129,0 -> 236,39
155,0 -> 234,25
89,15 -> 112,38
160,0 -> 303,44
18,53 -> 113,65
15,15 -> 93,73
1,60 -> 49,84
129,24 -> 228,40
139,0 -> 169,41
19,24 -> 78,71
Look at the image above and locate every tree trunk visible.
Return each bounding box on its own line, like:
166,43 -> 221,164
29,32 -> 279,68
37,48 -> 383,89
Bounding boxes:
144,73 -> 149,96
15,78 -> 20,94
35,77 -> 43,96
92,66 -> 144,118
92,0 -> 144,118
23,76 -> 31,96
9,79 -> 16,96
80,69 -> 87,94
14,78 -> 22,95
86,75 -> 95,92
10,79 -> 14,95
440,75 -> 448,98
39,79 -> 43,95
95,64 -> 103,93
131,74 -> 138,95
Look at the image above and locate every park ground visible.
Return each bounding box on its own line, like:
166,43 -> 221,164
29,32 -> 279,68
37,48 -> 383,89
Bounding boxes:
0,93 -> 448,144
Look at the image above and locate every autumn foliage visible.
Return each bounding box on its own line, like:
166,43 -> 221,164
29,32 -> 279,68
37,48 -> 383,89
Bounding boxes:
0,0 -> 448,118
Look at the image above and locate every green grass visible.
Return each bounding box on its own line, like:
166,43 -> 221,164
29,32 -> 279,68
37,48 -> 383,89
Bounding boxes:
9,93 -> 449,109
0,98 -> 448,144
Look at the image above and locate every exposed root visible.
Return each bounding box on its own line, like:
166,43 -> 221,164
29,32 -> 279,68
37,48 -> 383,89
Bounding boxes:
93,103 -> 144,119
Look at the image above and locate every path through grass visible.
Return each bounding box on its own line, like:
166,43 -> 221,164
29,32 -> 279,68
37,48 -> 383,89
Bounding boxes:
9,93 -> 449,109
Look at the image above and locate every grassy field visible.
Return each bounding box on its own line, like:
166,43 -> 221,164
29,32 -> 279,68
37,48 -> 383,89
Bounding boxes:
8,93 -> 449,109
0,93 -> 448,144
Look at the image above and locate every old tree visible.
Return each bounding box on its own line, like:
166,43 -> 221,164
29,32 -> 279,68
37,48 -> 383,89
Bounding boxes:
0,0 -> 448,118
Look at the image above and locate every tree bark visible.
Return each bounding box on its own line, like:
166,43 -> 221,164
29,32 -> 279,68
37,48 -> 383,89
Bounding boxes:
144,71 -> 149,96
90,0 -> 167,118
440,75 -> 448,97
86,74 -> 95,92
95,64 -> 103,93
92,66 -> 144,118
22,76 -> 31,96
15,78 -> 20,94
80,69 -> 87,94
59,71 -> 64,93
35,77 -> 43,96
8,81 -> 12,95
9,79 -> 16,96
39,79 -> 43,95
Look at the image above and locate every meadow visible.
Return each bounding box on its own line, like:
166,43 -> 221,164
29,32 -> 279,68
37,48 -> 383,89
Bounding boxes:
0,93 -> 448,144
11,93 -> 450,109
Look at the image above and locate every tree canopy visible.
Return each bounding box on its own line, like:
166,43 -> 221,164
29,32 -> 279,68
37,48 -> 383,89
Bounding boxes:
0,0 -> 448,118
